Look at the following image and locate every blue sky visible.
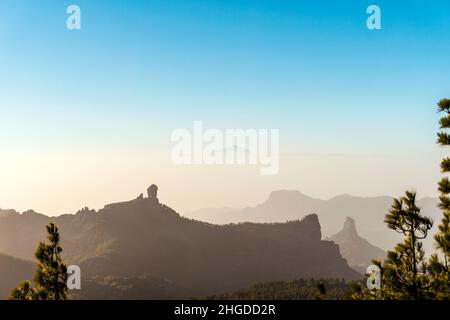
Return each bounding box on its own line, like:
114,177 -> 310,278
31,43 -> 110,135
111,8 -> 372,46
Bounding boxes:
1,1 -> 450,214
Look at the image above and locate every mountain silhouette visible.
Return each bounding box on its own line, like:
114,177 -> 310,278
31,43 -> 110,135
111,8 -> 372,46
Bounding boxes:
0,185 -> 360,299
328,217 -> 385,274
188,190 -> 440,252
0,254 -> 34,299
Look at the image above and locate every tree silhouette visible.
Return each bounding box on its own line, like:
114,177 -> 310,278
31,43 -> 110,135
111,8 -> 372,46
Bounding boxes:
9,223 -> 68,300
9,280 -> 38,300
382,191 -> 433,299
352,98 -> 450,300
433,98 -> 450,297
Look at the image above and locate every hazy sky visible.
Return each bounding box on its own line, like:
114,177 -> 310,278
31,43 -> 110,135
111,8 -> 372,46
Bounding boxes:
1,0 -> 450,216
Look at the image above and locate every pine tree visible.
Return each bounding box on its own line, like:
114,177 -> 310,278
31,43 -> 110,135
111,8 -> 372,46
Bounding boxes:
9,223 -> 68,300
9,280 -> 38,300
433,98 -> 450,297
351,98 -> 450,300
382,191 -> 433,299
351,191 -> 435,300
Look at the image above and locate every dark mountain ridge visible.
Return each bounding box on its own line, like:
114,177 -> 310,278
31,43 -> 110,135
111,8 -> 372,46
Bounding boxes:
0,254 -> 34,299
188,190 -> 440,252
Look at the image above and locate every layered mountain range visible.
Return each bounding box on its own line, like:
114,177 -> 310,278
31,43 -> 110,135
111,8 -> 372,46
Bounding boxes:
0,185 -> 360,299
188,190 -> 440,253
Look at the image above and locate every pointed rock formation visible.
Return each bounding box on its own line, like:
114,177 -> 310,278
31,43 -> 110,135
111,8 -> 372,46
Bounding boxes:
0,189 -> 360,299
147,184 -> 159,204
342,216 -> 358,238
329,217 -> 385,274
147,184 -> 158,198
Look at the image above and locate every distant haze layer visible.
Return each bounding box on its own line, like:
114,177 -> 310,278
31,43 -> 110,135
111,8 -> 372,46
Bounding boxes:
0,151 -> 441,216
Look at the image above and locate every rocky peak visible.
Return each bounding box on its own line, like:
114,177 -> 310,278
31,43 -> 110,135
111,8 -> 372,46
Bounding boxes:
0,209 -> 19,217
147,184 -> 159,203
301,213 -> 320,227
329,217 -> 386,272
342,217 -> 358,237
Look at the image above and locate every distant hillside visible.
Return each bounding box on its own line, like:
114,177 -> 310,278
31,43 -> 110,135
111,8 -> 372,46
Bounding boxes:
202,278 -> 352,300
328,217 -> 385,274
0,254 -> 34,299
187,191 -> 441,252
0,185 -> 360,299
70,274 -> 179,300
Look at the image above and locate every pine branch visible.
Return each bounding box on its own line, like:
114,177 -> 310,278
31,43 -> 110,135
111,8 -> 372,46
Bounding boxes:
438,195 -> 450,211
438,98 -> 450,113
437,132 -> 450,146
440,114 -> 450,129
441,158 -> 450,173
439,177 -> 450,195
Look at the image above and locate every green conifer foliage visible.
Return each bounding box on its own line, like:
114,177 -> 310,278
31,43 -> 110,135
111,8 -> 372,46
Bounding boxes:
352,98 -> 450,299
9,223 -> 68,300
